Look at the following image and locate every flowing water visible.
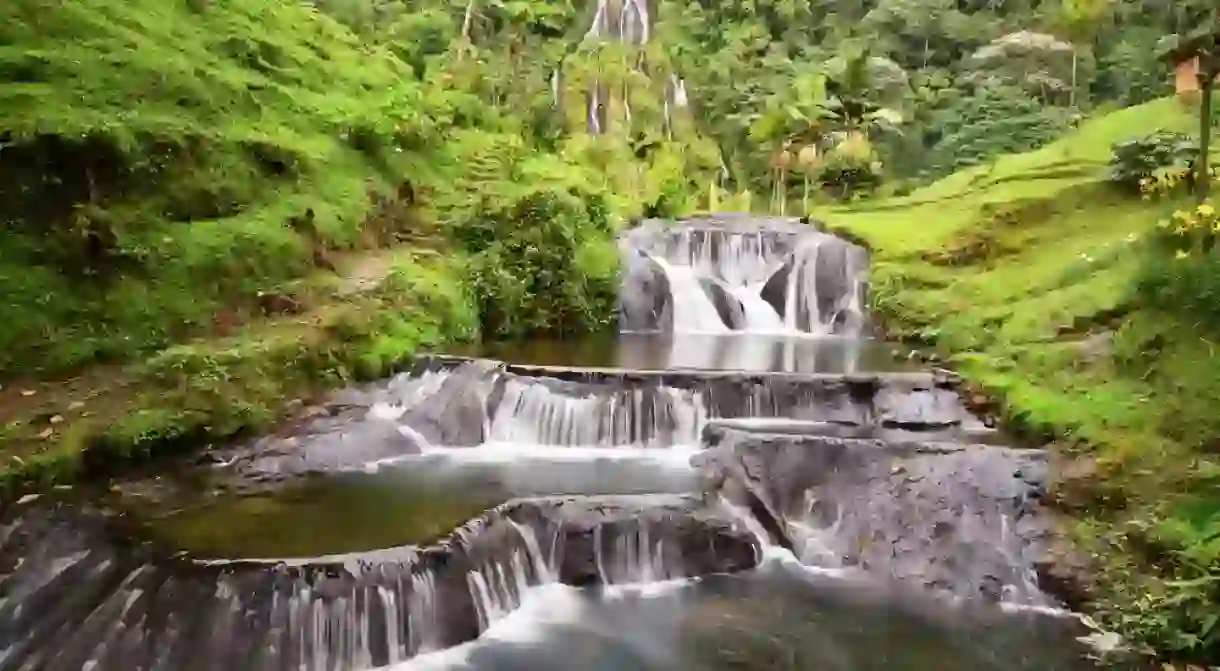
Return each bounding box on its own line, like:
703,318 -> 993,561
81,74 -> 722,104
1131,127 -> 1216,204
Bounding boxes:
0,215 -> 1103,670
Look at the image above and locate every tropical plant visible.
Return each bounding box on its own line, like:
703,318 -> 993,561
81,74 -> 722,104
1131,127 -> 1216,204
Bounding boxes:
1108,131 -> 1201,195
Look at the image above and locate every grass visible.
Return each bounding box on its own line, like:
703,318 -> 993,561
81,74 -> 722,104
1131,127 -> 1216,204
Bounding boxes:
0,0 -> 472,491
0,0 -> 640,497
0,0 -> 434,378
819,96 -> 1220,662
0,250 -> 478,496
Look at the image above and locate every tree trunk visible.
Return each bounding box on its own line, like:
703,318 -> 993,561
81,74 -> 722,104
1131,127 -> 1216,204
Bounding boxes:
458,0 -> 476,61
1199,74 -> 1214,202
1070,48 -> 1078,110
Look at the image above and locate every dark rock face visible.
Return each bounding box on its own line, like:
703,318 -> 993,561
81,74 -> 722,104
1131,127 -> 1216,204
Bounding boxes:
698,278 -> 745,330
0,495 -> 760,671
400,359 -> 501,446
694,425 -> 1054,606
759,256 -> 792,320
619,247 -> 671,331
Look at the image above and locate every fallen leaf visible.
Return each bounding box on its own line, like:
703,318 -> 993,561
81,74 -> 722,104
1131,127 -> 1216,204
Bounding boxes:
20,389 -> 36,397
16,494 -> 40,505
49,415 -> 64,425
68,401 -> 86,411
37,428 -> 53,439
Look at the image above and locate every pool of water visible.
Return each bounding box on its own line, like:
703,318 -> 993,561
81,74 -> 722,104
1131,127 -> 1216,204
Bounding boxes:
449,332 -> 912,374
396,558 -> 1093,671
130,445 -> 700,559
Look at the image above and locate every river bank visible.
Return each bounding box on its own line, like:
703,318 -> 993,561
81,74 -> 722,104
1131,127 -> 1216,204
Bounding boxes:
822,99 -> 1220,663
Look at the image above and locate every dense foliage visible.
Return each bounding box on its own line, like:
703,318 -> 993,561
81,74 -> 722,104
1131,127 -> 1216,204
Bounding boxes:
4,0 -> 1220,665
1108,131 -> 1201,194
461,187 -> 618,338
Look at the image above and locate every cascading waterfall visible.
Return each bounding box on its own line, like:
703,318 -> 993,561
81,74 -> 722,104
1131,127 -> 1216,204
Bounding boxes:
618,217 -> 868,335
650,257 -> 731,333
582,0 -> 651,135
731,284 -> 786,332
0,213 -> 1095,670
782,237 -> 821,333
485,375 -> 707,447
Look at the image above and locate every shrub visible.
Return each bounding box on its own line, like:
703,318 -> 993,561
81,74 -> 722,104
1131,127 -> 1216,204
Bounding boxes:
924,85 -> 1068,180
1136,203 -> 1220,331
819,133 -> 884,201
1108,131 -> 1200,196
457,187 -> 618,339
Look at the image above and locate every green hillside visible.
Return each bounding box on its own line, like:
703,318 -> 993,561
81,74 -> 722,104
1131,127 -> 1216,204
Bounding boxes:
3,0 -> 1219,664
0,0 -> 667,494
0,0 -> 442,375
822,97 -> 1220,662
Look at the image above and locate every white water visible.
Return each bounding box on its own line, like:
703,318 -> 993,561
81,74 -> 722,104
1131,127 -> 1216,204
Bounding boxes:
484,377 -> 707,447
624,224 -> 867,336
783,237 -> 823,334
650,257 -> 728,333
407,573 -> 441,657
731,284 -> 785,332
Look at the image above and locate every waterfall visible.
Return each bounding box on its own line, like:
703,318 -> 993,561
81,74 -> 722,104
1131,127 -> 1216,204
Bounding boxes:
649,257 -> 729,333
485,376 -> 706,447
406,573 -> 440,657
466,522 -> 558,632
619,218 -> 868,335
783,237 -> 821,333
731,284 -> 785,332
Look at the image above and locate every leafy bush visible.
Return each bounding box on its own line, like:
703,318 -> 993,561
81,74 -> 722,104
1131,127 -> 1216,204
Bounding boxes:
819,134 -> 883,201
1108,131 -> 1200,195
1136,203 -> 1220,329
924,86 -> 1068,180
457,187 -> 618,339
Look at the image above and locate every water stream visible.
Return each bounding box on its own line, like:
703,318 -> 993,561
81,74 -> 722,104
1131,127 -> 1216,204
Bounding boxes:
0,215 -> 1101,670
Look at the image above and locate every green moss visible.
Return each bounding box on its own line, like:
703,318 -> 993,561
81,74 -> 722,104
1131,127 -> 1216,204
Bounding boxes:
821,98 -> 1220,662
0,252 -> 477,497
0,0 -> 427,378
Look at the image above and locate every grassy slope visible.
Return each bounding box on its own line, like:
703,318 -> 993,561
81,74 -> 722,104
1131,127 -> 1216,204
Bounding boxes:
0,0 -> 480,492
0,0 -> 650,496
821,97 -> 1220,660
0,0 -> 433,377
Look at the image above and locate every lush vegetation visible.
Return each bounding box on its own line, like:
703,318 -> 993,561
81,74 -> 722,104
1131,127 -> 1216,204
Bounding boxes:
4,0 -> 1220,665
821,97 -> 1220,664
0,0 -> 726,484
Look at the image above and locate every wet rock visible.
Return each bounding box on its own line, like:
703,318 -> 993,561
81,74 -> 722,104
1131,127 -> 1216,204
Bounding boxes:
699,278 -> 745,330
758,235 -> 868,334
295,419 -> 426,469
449,494 -> 759,589
760,256 -> 792,320
400,360 -> 502,446
0,493 -> 761,671
1030,515 -> 1096,613
695,427 -> 1056,606
619,247 -> 671,330
875,384 -> 972,429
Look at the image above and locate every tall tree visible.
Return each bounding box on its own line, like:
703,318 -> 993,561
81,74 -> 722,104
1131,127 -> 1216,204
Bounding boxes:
1056,0 -> 1112,109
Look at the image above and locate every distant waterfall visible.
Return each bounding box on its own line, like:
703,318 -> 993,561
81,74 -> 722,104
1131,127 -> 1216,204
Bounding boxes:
618,216 -> 869,335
